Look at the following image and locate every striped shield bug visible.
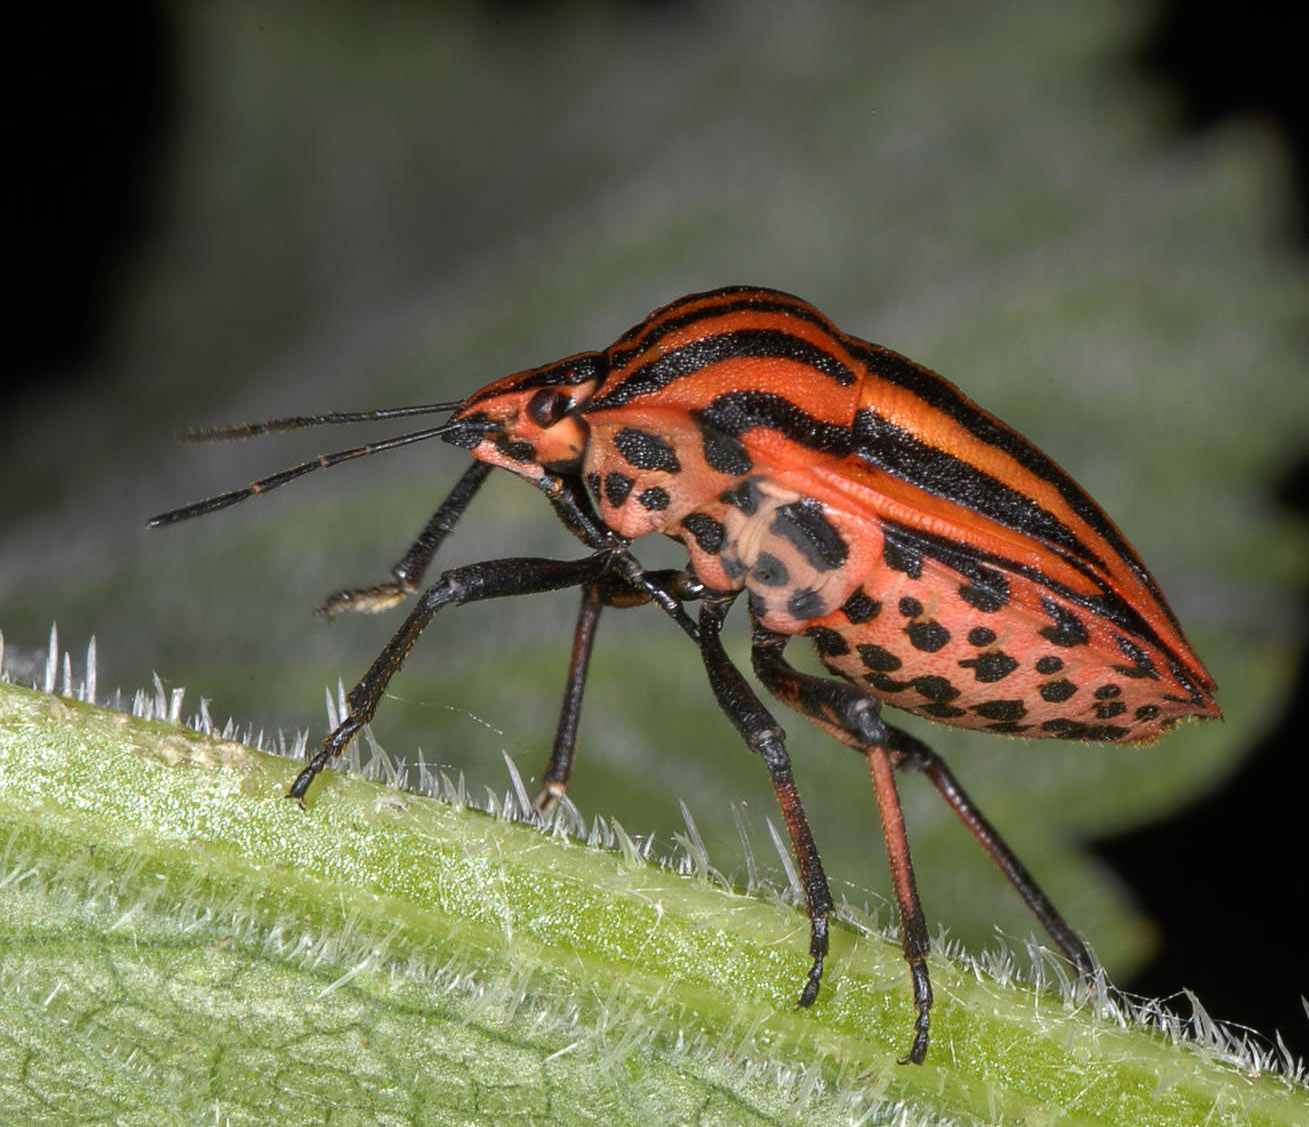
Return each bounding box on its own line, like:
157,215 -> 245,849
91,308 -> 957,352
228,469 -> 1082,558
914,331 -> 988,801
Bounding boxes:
150,285 -> 1220,1063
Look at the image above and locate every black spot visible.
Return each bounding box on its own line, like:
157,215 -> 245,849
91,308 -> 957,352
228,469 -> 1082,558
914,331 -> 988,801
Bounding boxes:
1041,719 -> 1128,742
958,567 -> 1009,612
912,675 -> 960,703
747,591 -> 767,619
720,478 -> 762,515
967,626 -> 996,647
1134,704 -> 1161,721
959,650 -> 1019,683
613,427 -> 681,473
693,414 -> 753,475
637,487 -> 670,511
1034,655 -> 1064,675
1039,679 -> 1078,703
921,703 -> 968,718
770,499 -> 849,571
586,471 -> 603,497
682,513 -> 725,554
883,534 -> 923,578
986,721 -> 1034,734
972,699 -> 1027,721
1093,684 -> 1121,700
841,591 -> 881,624
1112,634 -> 1160,680
604,471 -> 634,507
806,626 -> 850,657
1038,597 -> 1090,648
1094,701 -> 1127,720
722,554 -> 746,580
494,434 -> 536,463
858,644 -> 902,672
788,588 -> 827,620
906,620 -> 951,653
898,597 -> 923,618
447,410 -> 492,450
864,671 -> 913,693
751,552 -> 789,587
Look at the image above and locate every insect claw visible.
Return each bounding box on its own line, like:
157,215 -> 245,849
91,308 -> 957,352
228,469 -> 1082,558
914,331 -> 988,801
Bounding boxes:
533,781 -> 566,817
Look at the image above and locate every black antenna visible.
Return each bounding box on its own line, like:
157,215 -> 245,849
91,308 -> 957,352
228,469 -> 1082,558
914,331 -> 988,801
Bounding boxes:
177,402 -> 464,442
148,417 -> 492,528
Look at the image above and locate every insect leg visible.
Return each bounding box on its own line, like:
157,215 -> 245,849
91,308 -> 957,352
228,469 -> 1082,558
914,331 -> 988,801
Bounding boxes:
288,551 -> 615,803
537,475 -> 702,641
696,595 -> 834,1011
536,582 -> 603,814
885,724 -> 1102,983
319,460 -> 494,620
751,624 -> 932,1065
537,568 -> 705,813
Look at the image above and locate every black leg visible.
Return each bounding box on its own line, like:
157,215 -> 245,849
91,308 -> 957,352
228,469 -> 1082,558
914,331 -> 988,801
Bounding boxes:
536,582 -> 603,813
537,476 -> 702,642
535,568 -> 705,813
696,596 -> 834,1010
319,460 -> 494,620
885,725 -> 1101,982
288,551 -> 615,802
751,624 -> 932,1064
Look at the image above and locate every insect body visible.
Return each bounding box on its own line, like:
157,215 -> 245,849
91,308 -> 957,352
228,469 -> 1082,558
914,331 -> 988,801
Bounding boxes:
152,286 -> 1220,1064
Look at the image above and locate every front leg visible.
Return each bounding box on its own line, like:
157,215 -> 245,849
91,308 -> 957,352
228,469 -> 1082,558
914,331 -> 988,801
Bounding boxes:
290,551 -> 615,802
319,460 -> 494,620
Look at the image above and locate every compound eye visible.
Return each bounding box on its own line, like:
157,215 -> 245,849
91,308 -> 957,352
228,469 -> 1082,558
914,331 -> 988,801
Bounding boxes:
526,387 -> 571,428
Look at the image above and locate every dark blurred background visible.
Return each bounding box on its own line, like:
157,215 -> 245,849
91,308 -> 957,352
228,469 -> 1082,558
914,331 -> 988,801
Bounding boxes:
5,1 -> 1306,1062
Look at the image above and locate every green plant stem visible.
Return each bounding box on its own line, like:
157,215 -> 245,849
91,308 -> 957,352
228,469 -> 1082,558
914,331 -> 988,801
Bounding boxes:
0,680 -> 1301,1126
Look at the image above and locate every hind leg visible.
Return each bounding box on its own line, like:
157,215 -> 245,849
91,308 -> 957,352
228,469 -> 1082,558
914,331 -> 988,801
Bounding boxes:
883,725 -> 1099,981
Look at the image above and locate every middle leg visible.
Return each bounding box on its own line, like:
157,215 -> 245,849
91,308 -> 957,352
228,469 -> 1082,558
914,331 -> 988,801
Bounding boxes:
697,595 -> 835,1010
535,569 -> 705,813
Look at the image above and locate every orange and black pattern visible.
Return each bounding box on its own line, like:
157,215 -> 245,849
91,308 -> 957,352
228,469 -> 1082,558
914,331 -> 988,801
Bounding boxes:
156,284 -> 1221,1064
461,285 -> 1220,746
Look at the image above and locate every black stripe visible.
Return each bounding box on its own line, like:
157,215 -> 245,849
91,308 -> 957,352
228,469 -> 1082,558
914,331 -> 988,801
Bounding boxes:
854,408 -> 1107,573
591,330 -> 857,409
464,352 -> 606,408
611,286 -> 760,346
879,520 -> 1175,663
610,286 -> 815,345
694,392 -> 852,454
849,338 -> 1175,623
609,288 -> 838,364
